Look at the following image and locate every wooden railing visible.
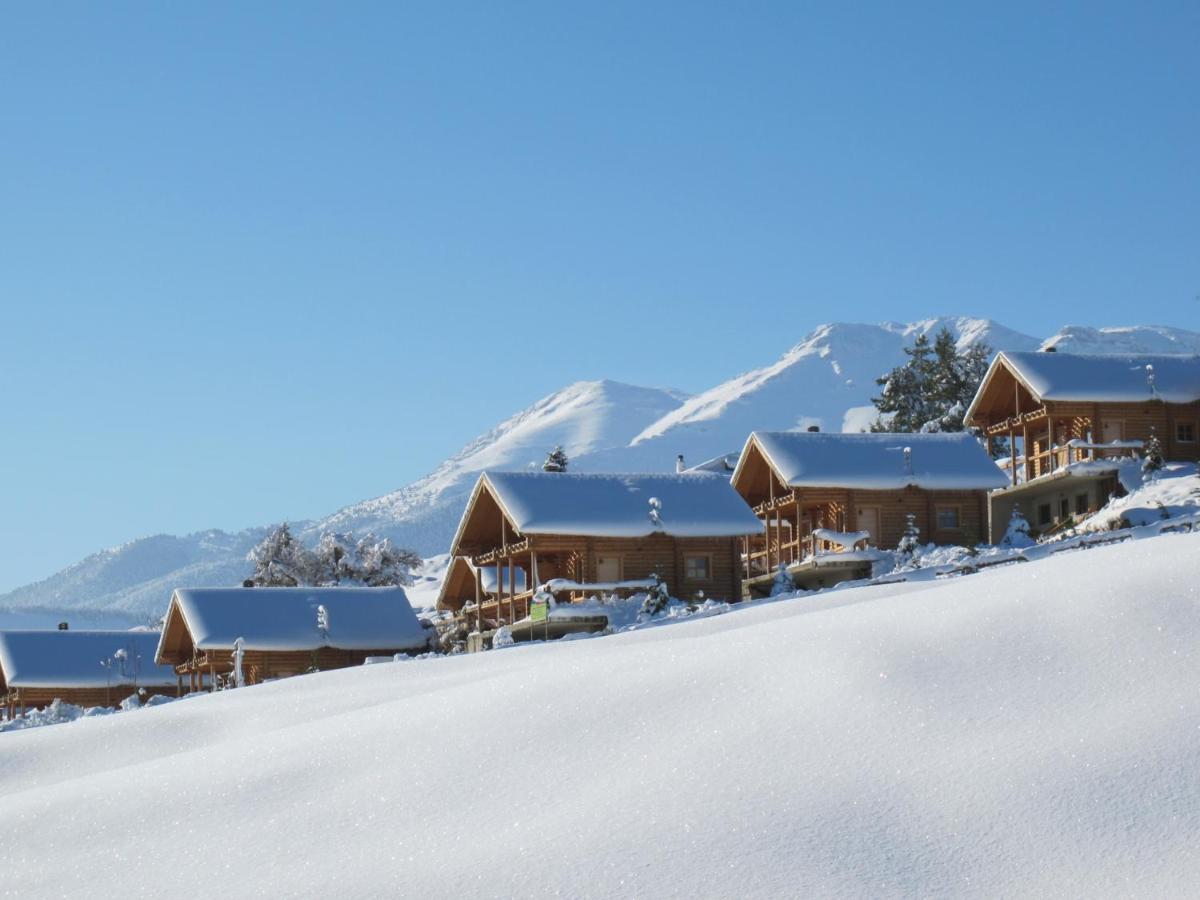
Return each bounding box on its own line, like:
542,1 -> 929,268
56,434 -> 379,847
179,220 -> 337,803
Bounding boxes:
998,439 -> 1143,486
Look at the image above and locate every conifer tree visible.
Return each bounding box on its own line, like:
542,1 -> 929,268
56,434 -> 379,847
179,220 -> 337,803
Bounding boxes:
543,445 -> 569,473
247,523 -> 315,587
872,328 -> 992,434
1142,428 -> 1165,476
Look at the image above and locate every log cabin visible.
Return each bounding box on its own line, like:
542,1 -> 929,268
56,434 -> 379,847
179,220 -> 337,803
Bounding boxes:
441,471 -> 763,629
0,630 -> 179,719
964,351 -> 1200,541
731,431 -> 1006,594
155,586 -> 430,693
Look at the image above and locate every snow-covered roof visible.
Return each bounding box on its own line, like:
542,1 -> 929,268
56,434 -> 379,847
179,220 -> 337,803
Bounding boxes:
0,630 -> 178,689
998,351 -> 1200,404
471,471 -> 762,539
162,586 -> 428,655
741,431 -> 1008,491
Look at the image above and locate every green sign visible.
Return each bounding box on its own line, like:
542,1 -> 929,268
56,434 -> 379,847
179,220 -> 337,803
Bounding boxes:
530,601 -> 549,623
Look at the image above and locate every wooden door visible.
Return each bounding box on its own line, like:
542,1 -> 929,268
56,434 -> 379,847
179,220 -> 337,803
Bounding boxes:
1102,421 -> 1123,444
856,507 -> 880,545
596,554 -> 622,583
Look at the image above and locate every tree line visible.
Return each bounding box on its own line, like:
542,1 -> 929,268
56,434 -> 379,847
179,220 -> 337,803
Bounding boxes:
245,523 -> 421,588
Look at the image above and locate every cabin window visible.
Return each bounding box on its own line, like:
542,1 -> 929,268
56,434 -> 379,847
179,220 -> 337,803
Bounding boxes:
684,555 -> 711,580
1037,503 -> 1052,526
1075,493 -> 1089,515
935,507 -> 960,530
1177,422 -> 1196,443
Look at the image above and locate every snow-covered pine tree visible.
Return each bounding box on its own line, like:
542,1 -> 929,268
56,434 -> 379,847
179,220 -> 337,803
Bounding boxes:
542,445 -> 569,473
639,574 -> 671,617
355,535 -> 422,587
1142,427 -> 1165,476
247,523 -> 317,587
871,332 -> 935,432
896,513 -> 921,566
313,532 -> 359,585
1000,507 -> 1035,549
872,327 -> 993,435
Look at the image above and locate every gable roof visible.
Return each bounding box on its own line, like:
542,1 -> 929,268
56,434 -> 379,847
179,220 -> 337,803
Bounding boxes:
736,431 -> 1008,491
157,586 -> 428,659
453,471 -> 761,549
0,630 -> 178,690
970,351 -> 1200,420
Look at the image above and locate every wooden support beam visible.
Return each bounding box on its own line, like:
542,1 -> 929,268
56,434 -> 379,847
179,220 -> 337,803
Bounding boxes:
474,565 -> 483,632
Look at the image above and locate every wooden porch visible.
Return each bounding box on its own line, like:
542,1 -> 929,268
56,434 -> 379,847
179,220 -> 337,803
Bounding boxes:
742,491 -> 852,580
986,406 -> 1142,486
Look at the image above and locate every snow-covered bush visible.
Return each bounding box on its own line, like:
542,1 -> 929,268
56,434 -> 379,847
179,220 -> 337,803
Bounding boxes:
769,564 -> 793,597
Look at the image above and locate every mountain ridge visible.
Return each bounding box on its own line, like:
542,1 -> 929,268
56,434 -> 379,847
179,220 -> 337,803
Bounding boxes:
4,319 -> 1198,625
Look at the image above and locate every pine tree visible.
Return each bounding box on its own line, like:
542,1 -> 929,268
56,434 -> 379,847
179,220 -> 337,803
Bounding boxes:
355,535 -> 422,586
543,445 -> 569,473
1143,428 -> 1165,476
872,333 -> 935,432
313,532 -> 359,585
246,526 -> 420,587
896,513 -> 921,566
872,328 -> 993,435
1000,507 -> 1035,548
247,524 -> 316,586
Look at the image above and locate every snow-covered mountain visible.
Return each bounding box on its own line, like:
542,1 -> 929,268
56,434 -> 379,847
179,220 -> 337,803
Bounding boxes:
3,319 -> 1196,626
312,379 -> 690,549
1040,324 -> 1200,354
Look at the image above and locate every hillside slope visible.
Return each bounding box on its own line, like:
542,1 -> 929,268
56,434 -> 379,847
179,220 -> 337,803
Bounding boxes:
0,534 -> 1197,897
4,320 -> 1198,625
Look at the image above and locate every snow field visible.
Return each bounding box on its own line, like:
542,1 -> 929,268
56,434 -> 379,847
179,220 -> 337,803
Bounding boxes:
1,533 -> 1199,897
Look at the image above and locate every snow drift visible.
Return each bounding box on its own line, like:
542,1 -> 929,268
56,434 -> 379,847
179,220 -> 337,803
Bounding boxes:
1,533 -> 1198,897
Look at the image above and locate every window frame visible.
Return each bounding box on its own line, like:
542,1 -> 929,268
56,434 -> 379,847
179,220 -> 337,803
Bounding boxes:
684,553 -> 713,581
934,505 -> 961,532
1176,421 -> 1196,444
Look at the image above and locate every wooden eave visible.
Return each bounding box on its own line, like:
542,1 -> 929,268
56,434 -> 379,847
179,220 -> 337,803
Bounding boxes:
730,435 -> 790,510
964,353 -> 1044,427
448,474 -> 524,558
155,595 -> 197,667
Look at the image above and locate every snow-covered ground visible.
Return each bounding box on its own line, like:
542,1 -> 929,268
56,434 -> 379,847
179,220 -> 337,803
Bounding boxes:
2,533 -> 1198,897
1071,461 -> 1200,532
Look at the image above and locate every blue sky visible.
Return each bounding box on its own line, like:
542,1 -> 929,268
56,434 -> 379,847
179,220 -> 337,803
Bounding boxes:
1,2 -> 1198,591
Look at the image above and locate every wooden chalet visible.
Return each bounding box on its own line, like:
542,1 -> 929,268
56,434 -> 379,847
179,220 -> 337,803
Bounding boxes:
443,471 -> 763,628
731,431 -> 1006,594
964,351 -> 1200,541
0,630 -> 178,719
155,586 -> 429,692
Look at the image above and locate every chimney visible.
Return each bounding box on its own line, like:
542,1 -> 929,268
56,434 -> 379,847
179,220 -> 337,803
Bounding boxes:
806,425 -> 820,433
676,454 -> 685,474
57,621 -> 69,631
